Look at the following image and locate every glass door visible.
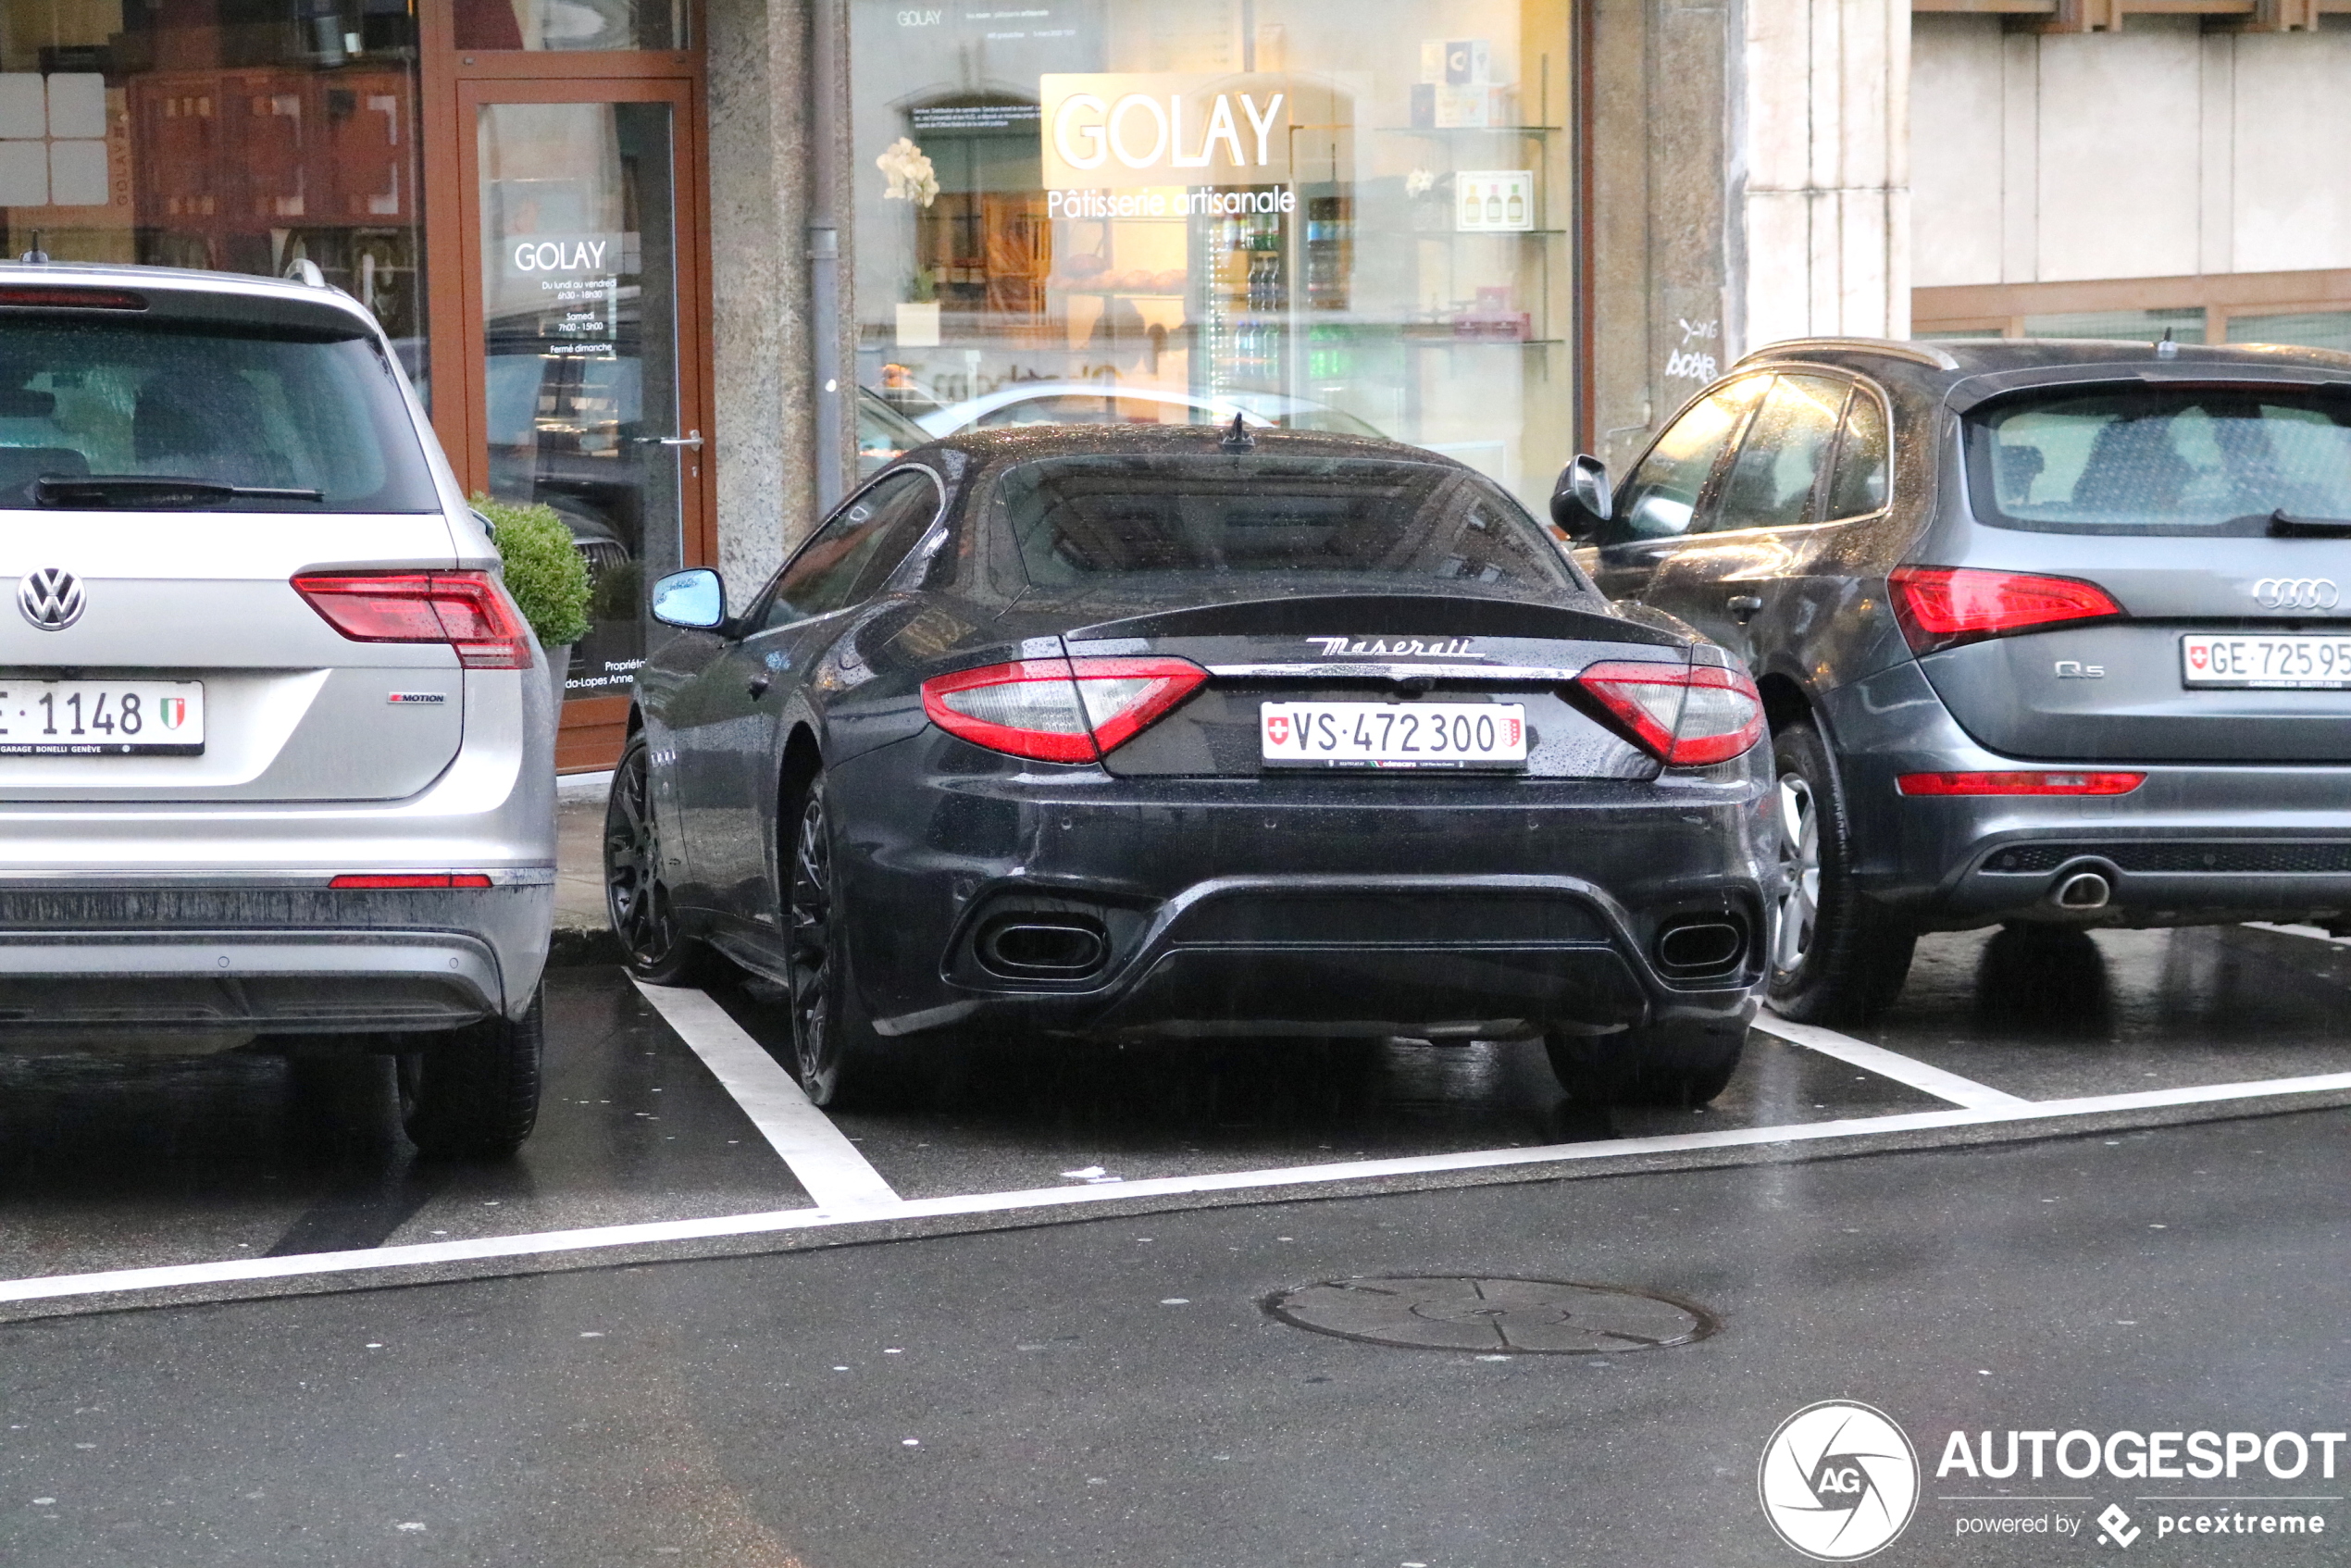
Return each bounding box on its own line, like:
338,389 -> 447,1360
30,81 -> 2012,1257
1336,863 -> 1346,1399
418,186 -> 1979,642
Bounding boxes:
454,77 -> 710,760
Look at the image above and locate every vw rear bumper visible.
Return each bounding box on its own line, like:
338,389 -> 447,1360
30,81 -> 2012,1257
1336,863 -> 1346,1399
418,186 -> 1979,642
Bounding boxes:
0,878 -> 552,1031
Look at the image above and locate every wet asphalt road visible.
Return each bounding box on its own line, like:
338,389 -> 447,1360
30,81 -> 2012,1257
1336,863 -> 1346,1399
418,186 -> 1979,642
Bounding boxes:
7,920 -> 2342,1279
1,1106 -> 2346,1567
0,915 -> 2347,1564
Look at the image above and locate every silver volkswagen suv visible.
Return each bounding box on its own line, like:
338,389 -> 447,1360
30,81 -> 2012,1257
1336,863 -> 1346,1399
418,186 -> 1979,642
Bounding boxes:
0,263 -> 554,1156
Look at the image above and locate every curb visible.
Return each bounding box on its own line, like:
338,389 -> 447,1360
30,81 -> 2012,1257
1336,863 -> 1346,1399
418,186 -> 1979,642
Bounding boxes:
548,925 -> 623,968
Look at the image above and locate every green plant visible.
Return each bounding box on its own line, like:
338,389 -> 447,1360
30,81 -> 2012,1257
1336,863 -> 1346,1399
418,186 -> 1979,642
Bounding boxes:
472,493 -> 591,650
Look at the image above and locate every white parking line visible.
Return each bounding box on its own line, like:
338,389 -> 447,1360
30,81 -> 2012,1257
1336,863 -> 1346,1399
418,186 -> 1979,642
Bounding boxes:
4,1068 -> 2347,1308
1751,1012 -> 2028,1109
2245,921 -> 2351,949
628,979 -> 902,1213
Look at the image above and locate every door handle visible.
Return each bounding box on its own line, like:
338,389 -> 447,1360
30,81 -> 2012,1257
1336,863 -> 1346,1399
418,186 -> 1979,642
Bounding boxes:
1726,593 -> 1763,622
635,429 -> 704,449
747,672 -> 771,699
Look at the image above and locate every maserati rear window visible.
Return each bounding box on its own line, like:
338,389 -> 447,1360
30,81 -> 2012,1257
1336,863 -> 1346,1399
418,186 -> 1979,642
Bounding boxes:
1966,387 -> 2351,535
0,317 -> 439,512
995,454 -> 1584,591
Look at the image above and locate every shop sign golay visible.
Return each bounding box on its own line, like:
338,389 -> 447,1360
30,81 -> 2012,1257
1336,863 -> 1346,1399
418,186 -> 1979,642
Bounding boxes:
494,230 -> 625,357
1039,72 -> 1356,193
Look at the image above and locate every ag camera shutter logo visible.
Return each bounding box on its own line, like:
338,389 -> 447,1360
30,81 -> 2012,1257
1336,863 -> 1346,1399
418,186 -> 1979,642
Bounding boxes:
1759,1401 -> 1921,1561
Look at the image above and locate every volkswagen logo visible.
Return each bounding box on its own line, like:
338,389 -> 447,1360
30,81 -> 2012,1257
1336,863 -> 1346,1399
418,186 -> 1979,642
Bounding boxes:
16,566 -> 83,631
2252,577 -> 2340,611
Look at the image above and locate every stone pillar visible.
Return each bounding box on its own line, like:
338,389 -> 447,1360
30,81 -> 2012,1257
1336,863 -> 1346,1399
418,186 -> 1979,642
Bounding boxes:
704,0 -> 815,600
1740,0 -> 1911,348
1584,0 -> 1741,470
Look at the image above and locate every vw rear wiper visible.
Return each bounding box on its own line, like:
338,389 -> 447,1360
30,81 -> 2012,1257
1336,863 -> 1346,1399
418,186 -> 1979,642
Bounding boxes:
2267,509 -> 2351,538
32,474 -> 325,508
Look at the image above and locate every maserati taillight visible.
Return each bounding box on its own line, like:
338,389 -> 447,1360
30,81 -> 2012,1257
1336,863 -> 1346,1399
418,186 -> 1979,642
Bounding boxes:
1888,566 -> 2122,654
292,571 -> 533,669
1575,660 -> 1765,766
921,656 -> 1207,763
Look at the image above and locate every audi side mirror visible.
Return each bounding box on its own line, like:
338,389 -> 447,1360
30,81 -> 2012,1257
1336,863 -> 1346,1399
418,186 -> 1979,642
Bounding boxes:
650,567 -> 726,630
1550,454 -> 1612,541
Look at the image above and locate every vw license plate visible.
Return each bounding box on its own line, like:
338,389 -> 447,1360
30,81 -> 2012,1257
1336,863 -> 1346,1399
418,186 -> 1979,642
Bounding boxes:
2181,635 -> 2351,690
1261,701 -> 1527,769
0,678 -> 205,756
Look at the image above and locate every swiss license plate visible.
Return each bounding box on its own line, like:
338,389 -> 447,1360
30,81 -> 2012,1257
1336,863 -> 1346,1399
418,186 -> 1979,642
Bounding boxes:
0,678 -> 205,756
2181,635 -> 2351,690
1261,701 -> 1527,769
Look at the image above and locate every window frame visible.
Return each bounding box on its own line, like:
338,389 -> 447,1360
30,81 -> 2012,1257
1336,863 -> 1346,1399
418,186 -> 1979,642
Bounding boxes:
745,463 -> 948,630
1604,371 -> 1773,546
1688,369 -> 1896,540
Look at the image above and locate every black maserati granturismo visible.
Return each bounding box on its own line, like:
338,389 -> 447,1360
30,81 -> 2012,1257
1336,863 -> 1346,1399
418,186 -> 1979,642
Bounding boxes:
605,425 -> 1773,1107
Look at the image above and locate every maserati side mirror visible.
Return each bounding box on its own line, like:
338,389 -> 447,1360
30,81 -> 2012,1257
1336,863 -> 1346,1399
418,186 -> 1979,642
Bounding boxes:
650,567 -> 727,630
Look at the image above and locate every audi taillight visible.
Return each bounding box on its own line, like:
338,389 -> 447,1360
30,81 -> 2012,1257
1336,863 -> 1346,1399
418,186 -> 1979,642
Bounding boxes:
1889,566 -> 2122,654
293,571 -> 533,669
921,656 -> 1207,763
1574,660 -> 1765,766
1897,771 -> 2145,797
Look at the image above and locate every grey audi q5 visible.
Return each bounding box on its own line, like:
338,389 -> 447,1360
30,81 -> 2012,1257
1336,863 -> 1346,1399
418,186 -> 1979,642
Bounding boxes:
1552,336 -> 2351,1024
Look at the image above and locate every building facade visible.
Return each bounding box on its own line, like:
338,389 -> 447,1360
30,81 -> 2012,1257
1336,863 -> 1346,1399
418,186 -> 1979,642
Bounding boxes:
1,0 -> 2341,767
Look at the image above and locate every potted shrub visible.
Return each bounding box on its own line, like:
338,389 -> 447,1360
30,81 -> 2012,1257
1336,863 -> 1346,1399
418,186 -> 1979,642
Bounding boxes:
471,494 -> 591,712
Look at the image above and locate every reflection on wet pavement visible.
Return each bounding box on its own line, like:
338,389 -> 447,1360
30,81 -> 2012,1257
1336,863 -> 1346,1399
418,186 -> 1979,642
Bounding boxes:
0,969 -> 804,1282
4,920 -> 2348,1287
704,977 -> 1949,1201
1866,923 -> 2351,1099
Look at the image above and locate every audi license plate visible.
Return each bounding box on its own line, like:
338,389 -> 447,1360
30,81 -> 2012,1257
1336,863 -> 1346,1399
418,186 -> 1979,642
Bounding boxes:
2181,635 -> 2351,690
1261,701 -> 1527,769
0,678 -> 205,756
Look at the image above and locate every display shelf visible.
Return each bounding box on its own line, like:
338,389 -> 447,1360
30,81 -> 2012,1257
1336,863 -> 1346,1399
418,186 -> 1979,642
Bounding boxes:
1377,124 -> 1561,135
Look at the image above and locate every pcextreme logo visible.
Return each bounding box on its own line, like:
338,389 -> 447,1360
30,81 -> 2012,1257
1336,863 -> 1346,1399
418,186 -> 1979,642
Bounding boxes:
1760,1401 -> 1922,1561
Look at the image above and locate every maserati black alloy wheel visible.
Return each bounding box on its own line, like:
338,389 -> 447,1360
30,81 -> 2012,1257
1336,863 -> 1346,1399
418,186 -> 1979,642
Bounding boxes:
784,774 -> 893,1106
604,731 -> 722,986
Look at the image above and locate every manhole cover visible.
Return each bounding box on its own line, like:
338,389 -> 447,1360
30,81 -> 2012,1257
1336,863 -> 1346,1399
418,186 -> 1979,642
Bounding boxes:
1264,1276 -> 1718,1354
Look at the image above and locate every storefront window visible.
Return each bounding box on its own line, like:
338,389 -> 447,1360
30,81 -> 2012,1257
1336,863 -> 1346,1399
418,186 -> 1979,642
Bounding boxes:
454,0 -> 690,53
851,0 -> 1574,514
0,0 -> 427,396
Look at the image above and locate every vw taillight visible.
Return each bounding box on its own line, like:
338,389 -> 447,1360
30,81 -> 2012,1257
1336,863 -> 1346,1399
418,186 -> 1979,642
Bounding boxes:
921,656 -> 1207,763
1574,660 -> 1765,766
1889,566 -> 2122,654
293,572 -> 534,669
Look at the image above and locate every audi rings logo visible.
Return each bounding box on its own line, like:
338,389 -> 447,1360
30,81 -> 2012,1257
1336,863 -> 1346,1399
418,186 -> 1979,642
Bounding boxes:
16,566 -> 83,631
2253,577 -> 2340,611
1759,1401 -> 1921,1561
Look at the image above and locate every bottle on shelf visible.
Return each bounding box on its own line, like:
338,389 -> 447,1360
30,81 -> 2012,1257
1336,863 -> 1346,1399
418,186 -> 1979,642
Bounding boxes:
1460,180 -> 1479,229
1505,183 -> 1524,226
1486,184 -> 1502,224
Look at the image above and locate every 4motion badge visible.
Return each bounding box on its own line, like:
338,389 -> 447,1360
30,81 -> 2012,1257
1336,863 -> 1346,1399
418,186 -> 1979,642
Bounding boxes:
16,566 -> 83,631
